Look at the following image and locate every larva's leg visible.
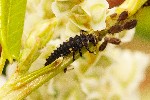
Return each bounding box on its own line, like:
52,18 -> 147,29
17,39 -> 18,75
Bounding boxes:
73,51 -> 75,61
79,48 -> 82,57
64,68 -> 67,73
82,41 -> 94,53
85,47 -> 94,53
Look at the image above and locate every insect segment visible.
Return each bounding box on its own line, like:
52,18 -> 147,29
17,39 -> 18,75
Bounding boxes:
45,11 -> 137,66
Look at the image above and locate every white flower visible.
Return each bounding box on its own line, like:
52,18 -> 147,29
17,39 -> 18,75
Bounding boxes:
81,0 -> 109,30
52,0 -> 109,39
106,47 -> 149,91
0,75 -> 7,88
6,62 -> 18,78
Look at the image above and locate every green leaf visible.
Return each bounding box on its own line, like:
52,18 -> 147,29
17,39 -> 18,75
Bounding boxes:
135,6 -> 150,41
0,0 -> 27,62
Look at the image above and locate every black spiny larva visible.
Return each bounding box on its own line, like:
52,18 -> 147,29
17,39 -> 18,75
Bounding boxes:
45,31 -> 98,66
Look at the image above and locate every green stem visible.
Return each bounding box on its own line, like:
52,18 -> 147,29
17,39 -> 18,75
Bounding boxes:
116,0 -> 148,16
0,52 -> 79,99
